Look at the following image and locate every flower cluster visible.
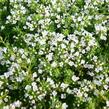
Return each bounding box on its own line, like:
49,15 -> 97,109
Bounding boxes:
0,0 -> 109,109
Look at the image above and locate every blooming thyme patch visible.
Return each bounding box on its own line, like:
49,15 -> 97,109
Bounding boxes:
0,0 -> 109,109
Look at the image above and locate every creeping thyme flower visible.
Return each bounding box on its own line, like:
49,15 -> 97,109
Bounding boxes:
62,103 -> 68,109
0,0 -> 108,109
106,101 -> 109,107
52,91 -> 57,97
72,75 -> 79,82
51,61 -> 57,68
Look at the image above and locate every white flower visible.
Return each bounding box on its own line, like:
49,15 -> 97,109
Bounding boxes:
59,62 -> 64,67
70,42 -> 75,48
62,103 -> 68,109
68,61 -> 74,66
87,71 -> 94,76
0,81 -> 3,87
57,33 -> 64,42
88,39 -> 96,46
32,100 -> 35,104
95,66 -> 103,72
52,91 -> 57,96
72,0 -> 75,2
61,43 -> 66,49
57,8 -> 61,12
10,104 -> 15,109
60,83 -> 68,90
27,16 -> 32,21
13,100 -> 21,107
38,50 -> 44,55
29,95 -> 33,100
38,94 -> 45,101
93,56 -> 98,61
10,0 -> 14,2
104,85 -> 108,90
57,24 -> 61,28
95,24 -> 107,33
72,36 -> 78,44
106,101 -> 109,107
77,17 -> 82,21
4,98 -> 8,102
85,0 -> 91,5
32,82 -> 38,91
27,59 -> 31,64
25,85 -> 31,90
105,78 -> 109,82
21,6 -> 26,14
45,9 -> 50,17
93,80 -> 102,86
51,61 -> 57,68
2,47 -> 7,53
19,49 -> 24,54
39,39 -> 46,45
51,0 -> 56,4
86,46 -> 90,51
10,55 -> 15,61
46,53 -> 53,61
100,35 -> 107,41
72,75 -> 79,82
38,69 -> 43,74
12,20 -> 17,24
82,49 -> 85,54
61,94 -> 66,99
21,54 -> 26,59
77,90 -> 83,97
47,77 -> 54,86
33,72 -> 37,78
81,40 -> 86,47
0,51 -> 3,59
3,106 -> 10,109
4,71 -> 13,78
81,60 -> 85,64
74,52 -> 79,57
66,88 -> 72,94
30,27 -> 34,31
84,93 -> 88,98
16,77 -> 23,82
1,25 -> 5,30
23,26 -> 27,29
42,30 -> 48,37
7,15 -> 11,20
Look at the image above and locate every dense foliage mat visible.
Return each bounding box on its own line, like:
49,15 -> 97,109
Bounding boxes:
0,0 -> 109,109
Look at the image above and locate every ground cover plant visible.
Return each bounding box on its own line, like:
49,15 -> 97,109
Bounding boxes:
0,0 -> 109,109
